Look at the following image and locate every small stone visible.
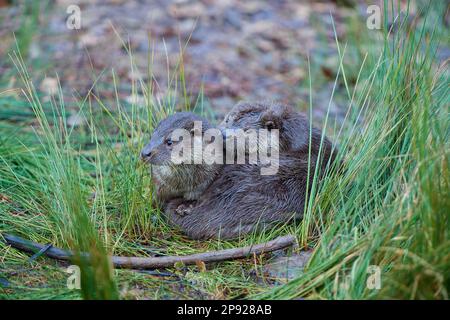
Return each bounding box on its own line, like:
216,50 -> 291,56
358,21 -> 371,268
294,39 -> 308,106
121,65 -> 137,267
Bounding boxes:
263,251 -> 313,281
78,33 -> 100,48
40,77 -> 59,96
169,3 -> 205,19
125,94 -> 145,106
67,113 -> 86,127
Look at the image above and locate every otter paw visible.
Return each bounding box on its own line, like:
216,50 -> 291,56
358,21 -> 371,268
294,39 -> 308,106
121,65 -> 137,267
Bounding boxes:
175,203 -> 194,216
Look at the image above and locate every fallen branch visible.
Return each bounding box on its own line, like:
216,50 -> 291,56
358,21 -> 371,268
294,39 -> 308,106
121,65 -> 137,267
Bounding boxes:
2,233 -> 296,269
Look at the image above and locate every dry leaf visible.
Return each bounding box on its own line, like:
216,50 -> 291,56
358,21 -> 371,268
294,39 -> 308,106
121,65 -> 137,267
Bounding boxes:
195,260 -> 206,272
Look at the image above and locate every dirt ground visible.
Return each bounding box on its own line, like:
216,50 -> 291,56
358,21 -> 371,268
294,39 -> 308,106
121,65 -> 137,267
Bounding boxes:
0,0 -> 385,123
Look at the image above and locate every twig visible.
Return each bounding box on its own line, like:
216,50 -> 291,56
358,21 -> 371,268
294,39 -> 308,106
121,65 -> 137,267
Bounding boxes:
2,233 -> 296,270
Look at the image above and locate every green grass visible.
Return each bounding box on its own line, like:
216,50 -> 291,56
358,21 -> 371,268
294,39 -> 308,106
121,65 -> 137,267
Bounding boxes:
258,2 -> 449,299
0,1 -> 449,299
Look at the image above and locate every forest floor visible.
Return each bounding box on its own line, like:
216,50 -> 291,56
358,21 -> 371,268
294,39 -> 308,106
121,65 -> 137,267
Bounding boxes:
0,0 -> 385,123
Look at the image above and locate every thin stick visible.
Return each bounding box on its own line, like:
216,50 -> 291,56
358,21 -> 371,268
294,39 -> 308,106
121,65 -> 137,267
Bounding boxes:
2,233 -> 296,269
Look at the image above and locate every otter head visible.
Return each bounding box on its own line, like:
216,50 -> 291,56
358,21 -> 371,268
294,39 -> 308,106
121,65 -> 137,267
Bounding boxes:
141,112 -> 212,166
141,112 -> 220,201
219,101 -> 310,153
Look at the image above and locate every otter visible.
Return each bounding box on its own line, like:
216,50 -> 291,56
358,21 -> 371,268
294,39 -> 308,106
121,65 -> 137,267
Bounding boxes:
142,103 -> 336,239
219,101 -> 336,174
141,112 -> 221,206
163,102 -> 336,239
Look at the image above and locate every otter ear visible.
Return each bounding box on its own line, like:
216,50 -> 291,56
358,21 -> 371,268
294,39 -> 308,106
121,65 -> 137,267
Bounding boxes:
184,119 -> 202,136
260,112 -> 281,131
262,106 -> 310,152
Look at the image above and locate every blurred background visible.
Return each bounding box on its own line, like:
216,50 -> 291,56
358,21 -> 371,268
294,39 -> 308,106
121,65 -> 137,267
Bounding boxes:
2,0 -> 447,126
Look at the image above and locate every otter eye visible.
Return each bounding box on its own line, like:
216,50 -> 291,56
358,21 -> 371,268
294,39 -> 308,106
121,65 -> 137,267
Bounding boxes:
166,138 -> 173,146
265,121 -> 275,130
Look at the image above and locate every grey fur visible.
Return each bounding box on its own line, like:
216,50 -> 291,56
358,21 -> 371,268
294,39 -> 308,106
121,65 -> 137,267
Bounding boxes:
164,156 -> 313,239
142,102 -> 336,239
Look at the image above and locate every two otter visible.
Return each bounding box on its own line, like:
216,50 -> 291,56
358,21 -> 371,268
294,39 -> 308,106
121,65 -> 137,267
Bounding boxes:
141,101 -> 335,239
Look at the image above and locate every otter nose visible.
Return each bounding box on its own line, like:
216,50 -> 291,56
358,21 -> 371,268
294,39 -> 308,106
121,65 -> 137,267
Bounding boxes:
140,145 -> 155,161
141,149 -> 152,159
